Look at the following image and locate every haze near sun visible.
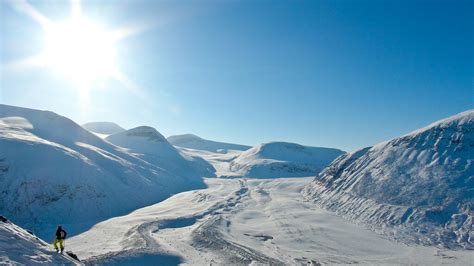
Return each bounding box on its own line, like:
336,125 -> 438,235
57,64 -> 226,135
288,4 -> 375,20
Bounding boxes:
43,17 -> 117,86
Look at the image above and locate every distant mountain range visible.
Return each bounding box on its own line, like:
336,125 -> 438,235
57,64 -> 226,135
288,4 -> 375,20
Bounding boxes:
106,127 -> 215,178
0,104 -> 205,239
82,121 -> 125,135
167,134 -> 251,152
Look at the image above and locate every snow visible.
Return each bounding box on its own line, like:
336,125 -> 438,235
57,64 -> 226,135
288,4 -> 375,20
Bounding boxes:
177,147 -> 243,178
68,178 -> 474,265
2,104 -> 473,264
177,142 -> 344,179
107,126 -> 173,155
167,134 -> 251,152
303,110 -> 474,249
0,104 -> 205,240
106,126 -> 216,178
229,142 -> 345,178
82,121 -> 125,135
0,218 -> 78,265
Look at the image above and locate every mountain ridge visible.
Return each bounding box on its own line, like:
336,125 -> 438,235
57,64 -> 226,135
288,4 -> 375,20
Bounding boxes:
82,121 -> 125,135
229,141 -> 345,178
303,110 -> 474,249
168,134 -> 251,152
106,126 -> 216,177
0,104 -> 205,239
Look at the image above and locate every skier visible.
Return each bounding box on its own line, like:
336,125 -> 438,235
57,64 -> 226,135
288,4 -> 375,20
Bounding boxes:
53,225 -> 67,253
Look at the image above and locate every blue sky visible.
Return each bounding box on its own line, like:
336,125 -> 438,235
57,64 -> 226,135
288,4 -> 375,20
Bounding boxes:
1,0 -> 473,151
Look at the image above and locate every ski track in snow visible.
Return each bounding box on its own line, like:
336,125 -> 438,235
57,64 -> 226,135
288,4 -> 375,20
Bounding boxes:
68,178 -> 474,265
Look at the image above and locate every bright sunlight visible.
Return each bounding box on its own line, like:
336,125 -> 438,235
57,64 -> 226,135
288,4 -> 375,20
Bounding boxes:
5,0 -> 146,100
43,18 -> 116,85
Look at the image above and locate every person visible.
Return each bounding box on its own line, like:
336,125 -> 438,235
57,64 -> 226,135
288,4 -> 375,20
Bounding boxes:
53,225 -> 67,253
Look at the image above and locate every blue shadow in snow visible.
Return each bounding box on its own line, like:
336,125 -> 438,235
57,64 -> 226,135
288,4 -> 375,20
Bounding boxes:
100,253 -> 182,266
159,217 -> 197,229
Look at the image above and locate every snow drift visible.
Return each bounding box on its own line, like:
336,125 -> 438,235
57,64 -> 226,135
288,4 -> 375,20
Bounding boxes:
168,134 -> 251,153
0,104 -> 205,239
82,121 -> 125,135
230,142 -> 344,178
303,110 -> 474,249
0,216 -> 78,264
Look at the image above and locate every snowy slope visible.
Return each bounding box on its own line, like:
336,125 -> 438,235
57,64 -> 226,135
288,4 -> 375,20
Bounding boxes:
82,121 -> 125,135
230,142 -> 344,178
177,147 -> 244,178
106,127 -> 215,177
0,217 -> 78,265
68,178 -> 474,265
167,134 -> 251,152
303,110 -> 474,249
0,104 -> 205,240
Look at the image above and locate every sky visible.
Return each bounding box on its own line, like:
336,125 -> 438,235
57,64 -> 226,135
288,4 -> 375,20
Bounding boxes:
1,0 -> 473,151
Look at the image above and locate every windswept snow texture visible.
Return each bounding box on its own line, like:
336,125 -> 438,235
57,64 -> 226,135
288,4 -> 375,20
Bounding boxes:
68,178 -> 474,265
230,142 -> 344,178
303,110 -> 474,249
106,127 -> 216,177
82,121 -> 125,135
167,134 -> 251,153
0,104 -> 205,240
0,218 -> 78,265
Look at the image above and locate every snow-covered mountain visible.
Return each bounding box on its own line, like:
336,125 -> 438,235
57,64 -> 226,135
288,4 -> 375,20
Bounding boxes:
106,127 -> 216,177
0,104 -> 205,239
168,134 -> 251,153
230,142 -> 345,178
82,121 -> 125,135
303,110 -> 474,249
0,217 -> 78,264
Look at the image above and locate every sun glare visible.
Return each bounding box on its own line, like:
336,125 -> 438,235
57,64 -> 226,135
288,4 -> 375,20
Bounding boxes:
43,18 -> 116,85
6,0 -> 149,103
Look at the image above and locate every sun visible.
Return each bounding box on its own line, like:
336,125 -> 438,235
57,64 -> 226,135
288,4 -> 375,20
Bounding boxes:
5,0 -> 149,103
43,17 -> 116,86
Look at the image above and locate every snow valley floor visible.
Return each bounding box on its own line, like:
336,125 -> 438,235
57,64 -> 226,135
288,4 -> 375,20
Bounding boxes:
68,177 -> 474,265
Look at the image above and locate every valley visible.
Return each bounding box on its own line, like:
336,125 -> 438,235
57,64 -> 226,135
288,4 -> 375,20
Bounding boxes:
1,105 -> 472,265
68,177 -> 473,265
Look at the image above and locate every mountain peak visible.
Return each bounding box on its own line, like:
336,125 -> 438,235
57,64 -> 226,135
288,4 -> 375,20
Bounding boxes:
106,126 -> 168,146
168,134 -> 250,152
126,126 -> 161,135
167,134 -> 203,144
230,142 -> 345,178
82,122 -> 125,135
404,109 -> 474,138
